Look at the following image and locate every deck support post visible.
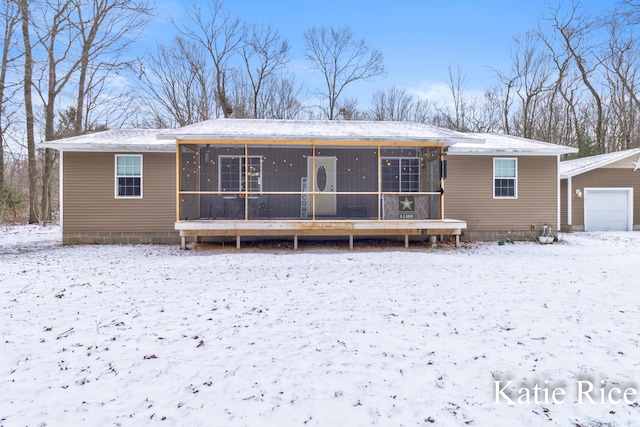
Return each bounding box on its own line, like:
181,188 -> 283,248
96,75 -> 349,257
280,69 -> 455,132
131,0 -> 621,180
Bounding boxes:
455,234 -> 460,247
181,235 -> 186,250
349,235 -> 354,250
236,235 -> 240,249
404,234 -> 409,248
294,235 -> 298,250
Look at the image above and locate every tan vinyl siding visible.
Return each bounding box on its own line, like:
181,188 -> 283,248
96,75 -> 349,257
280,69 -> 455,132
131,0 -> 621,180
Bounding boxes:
445,155 -> 558,232
63,152 -> 176,233
569,168 -> 640,227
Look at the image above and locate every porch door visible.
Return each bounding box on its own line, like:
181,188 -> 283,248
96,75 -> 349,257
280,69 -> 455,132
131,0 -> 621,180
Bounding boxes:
308,156 -> 336,215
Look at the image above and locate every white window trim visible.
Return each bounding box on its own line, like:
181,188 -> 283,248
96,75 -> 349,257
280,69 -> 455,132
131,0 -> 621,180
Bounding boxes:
218,155 -> 263,193
493,157 -> 517,199
381,156 -> 420,192
115,154 -> 143,199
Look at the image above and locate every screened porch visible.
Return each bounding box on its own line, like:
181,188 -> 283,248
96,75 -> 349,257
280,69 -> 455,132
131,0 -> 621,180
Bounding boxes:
175,139 -> 466,249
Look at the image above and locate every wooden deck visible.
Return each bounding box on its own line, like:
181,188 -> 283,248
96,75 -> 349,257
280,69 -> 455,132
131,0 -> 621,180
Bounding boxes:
175,219 -> 467,250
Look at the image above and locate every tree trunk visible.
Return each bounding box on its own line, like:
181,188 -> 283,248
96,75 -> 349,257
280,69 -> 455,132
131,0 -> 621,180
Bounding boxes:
20,0 -> 38,224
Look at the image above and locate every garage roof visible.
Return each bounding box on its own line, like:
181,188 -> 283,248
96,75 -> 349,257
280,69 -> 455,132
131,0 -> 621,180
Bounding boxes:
560,148 -> 640,178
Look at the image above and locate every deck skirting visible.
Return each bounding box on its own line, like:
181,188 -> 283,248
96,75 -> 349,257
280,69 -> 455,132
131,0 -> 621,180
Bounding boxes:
175,219 -> 466,250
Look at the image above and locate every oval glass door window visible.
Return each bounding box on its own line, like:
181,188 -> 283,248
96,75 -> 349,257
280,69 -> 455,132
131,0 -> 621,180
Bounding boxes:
317,165 -> 327,191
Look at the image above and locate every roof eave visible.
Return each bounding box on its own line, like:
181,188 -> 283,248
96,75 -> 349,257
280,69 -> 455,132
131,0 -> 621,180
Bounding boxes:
38,142 -> 176,152
158,134 -> 481,147
447,147 -> 578,156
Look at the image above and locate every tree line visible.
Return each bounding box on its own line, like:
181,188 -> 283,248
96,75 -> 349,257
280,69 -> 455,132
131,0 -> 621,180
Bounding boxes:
1,0 -> 639,223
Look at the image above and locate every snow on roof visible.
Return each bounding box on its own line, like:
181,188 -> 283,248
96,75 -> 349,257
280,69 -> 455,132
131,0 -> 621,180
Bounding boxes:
39,120 -> 577,156
156,119 -> 480,146
447,132 -> 578,156
39,129 -> 175,152
560,147 -> 640,178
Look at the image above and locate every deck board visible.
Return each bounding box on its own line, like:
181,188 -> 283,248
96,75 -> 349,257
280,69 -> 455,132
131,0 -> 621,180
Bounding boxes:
176,219 -> 466,249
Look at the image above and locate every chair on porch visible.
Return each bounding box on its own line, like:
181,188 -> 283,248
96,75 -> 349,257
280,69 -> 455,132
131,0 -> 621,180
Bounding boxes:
252,195 -> 271,219
209,195 -> 230,219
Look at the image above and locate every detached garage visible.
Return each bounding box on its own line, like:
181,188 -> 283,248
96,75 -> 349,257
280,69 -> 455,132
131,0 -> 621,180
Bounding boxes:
560,148 -> 640,232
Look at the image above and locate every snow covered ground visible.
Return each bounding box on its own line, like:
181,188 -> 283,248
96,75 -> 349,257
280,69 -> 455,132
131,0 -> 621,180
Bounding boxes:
1,225 -> 639,426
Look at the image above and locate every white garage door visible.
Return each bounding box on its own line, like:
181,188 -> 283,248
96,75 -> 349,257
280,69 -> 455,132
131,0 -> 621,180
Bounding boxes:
584,188 -> 632,231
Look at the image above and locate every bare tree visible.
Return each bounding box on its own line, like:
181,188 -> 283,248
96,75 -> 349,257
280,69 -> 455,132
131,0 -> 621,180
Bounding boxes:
466,87 -> 504,133
19,0 -> 37,223
336,97 -> 363,120
411,98 -> 435,124
71,0 -> 152,134
369,86 -> 415,121
0,0 -> 21,189
177,1 -> 244,118
33,0 -> 78,223
260,75 -> 305,119
545,1 -> 606,153
139,37 -> 214,127
304,25 -> 385,120
508,32 -> 554,139
599,14 -> 640,150
242,22 -> 289,118
440,65 -> 471,131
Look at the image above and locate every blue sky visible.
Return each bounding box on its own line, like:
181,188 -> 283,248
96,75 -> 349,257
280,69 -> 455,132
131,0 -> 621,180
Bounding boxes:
149,0 -> 612,106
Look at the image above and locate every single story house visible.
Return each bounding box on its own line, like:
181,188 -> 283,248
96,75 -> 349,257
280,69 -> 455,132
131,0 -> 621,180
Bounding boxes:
560,148 -> 640,231
41,119 -> 577,249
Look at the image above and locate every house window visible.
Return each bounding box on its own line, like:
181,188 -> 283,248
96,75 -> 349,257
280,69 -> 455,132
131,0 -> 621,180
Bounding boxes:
381,157 -> 419,192
494,158 -> 517,198
115,154 -> 142,198
219,155 -> 262,192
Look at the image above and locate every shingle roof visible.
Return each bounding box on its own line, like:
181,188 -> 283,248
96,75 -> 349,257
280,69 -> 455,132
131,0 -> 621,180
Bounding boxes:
157,119 -> 478,146
39,129 -> 174,152
447,132 -> 578,156
39,120 -> 577,156
560,148 -> 640,178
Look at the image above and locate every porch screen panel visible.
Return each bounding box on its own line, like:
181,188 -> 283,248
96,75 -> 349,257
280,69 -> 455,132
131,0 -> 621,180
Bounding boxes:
309,146 -> 378,219
313,146 -> 378,193
249,146 -> 313,220
421,147 -> 441,193
180,145 -> 198,192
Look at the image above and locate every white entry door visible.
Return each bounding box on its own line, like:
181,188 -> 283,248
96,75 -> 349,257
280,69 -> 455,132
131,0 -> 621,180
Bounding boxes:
308,156 -> 336,215
584,188 -> 633,231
